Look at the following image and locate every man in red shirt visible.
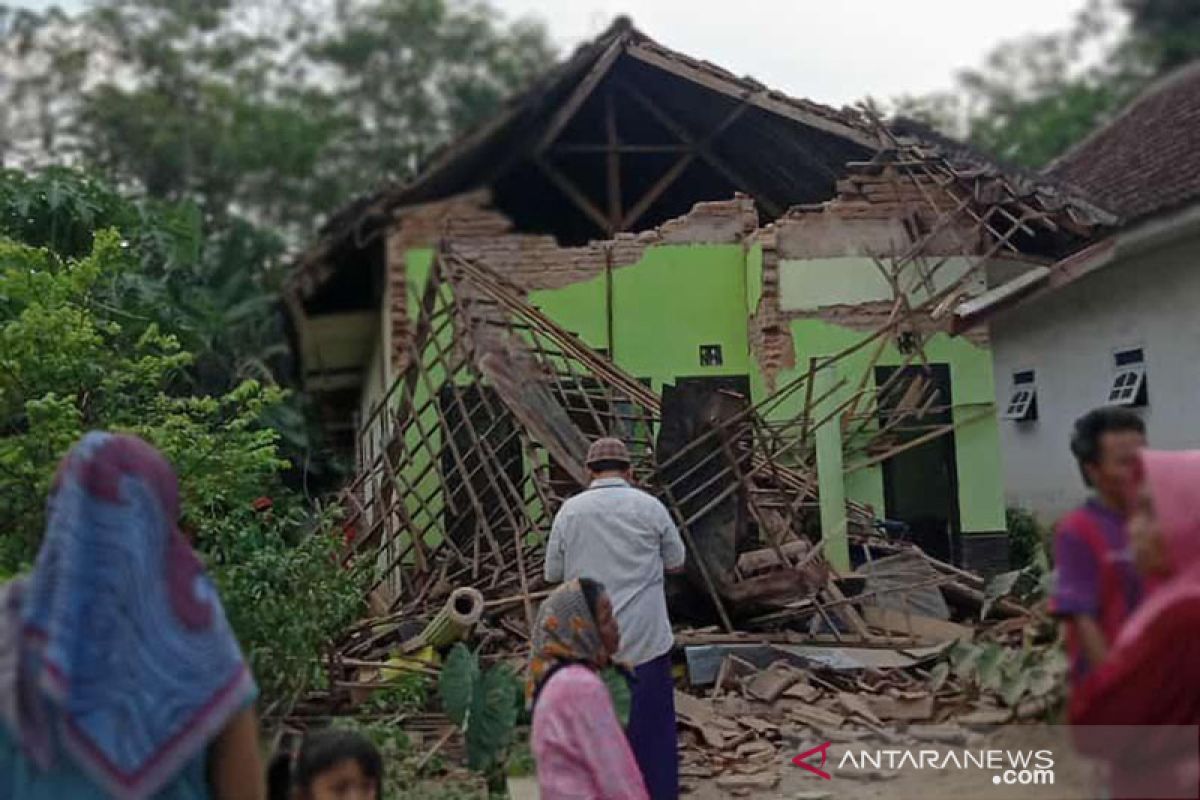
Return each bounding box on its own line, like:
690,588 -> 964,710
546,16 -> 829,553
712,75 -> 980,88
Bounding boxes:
1052,407 -> 1146,695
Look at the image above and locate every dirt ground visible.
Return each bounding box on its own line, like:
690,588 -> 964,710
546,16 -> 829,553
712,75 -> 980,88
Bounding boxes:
683,725 -> 1103,800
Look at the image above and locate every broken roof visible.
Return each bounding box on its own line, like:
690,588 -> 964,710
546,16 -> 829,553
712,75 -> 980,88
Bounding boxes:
289,18 -> 1115,312
1048,60 -> 1200,225
291,17 -> 880,301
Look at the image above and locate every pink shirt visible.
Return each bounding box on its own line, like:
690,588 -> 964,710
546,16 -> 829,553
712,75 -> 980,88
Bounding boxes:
531,665 -> 649,800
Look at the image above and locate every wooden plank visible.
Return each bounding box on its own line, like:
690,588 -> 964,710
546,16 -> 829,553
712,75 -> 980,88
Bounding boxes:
861,606 -> 972,642
605,89 -> 622,233
534,156 -> 611,234
551,143 -> 690,154
536,38 -> 624,153
621,152 -> 696,230
623,41 -> 878,149
844,407 -> 993,474
617,79 -> 782,217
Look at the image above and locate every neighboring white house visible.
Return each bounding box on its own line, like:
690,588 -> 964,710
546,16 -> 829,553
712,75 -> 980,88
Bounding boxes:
955,61 -> 1200,522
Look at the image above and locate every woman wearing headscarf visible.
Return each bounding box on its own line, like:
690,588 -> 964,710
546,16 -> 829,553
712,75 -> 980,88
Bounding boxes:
528,578 -> 649,800
1070,449 -> 1200,797
0,432 -> 264,799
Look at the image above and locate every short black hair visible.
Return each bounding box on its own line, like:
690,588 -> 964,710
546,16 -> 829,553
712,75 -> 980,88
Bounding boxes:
578,576 -> 607,620
268,729 -> 383,800
1070,407 -> 1145,486
588,459 -> 630,473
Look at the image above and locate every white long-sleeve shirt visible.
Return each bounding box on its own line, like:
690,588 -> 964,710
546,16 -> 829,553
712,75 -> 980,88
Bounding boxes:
544,477 -> 686,666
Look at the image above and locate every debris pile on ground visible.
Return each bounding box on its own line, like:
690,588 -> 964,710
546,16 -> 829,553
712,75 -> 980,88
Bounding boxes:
290,124 -> 1071,785
672,617 -> 1062,795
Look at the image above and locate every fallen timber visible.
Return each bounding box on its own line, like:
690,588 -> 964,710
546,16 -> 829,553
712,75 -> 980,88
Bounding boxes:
300,125 -> 1084,769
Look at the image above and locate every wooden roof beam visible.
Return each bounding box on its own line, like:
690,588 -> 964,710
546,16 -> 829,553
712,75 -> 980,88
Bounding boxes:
617,79 -> 784,218
534,155 -> 612,235
623,40 -> 879,150
535,37 -> 625,154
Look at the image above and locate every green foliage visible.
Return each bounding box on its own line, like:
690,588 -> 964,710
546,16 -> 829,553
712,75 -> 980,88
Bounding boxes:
1123,0 -> 1200,74
312,0 -> 554,194
1007,505 -> 1050,570
1,0 -> 555,237
600,666 -> 632,728
468,664 -> 520,772
438,644 -> 520,773
0,192 -> 363,710
946,639 -> 1067,712
205,504 -> 366,707
440,644 -> 482,728
878,0 -> 1200,168
0,166 -> 343,492
504,739 -> 535,778
364,672 -> 435,716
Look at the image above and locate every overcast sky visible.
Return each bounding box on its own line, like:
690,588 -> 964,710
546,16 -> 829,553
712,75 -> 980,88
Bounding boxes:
16,0 -> 1094,105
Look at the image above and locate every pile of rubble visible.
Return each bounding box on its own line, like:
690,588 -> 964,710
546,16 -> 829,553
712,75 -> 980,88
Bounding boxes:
672,620 -> 1059,795
300,128 -> 1071,785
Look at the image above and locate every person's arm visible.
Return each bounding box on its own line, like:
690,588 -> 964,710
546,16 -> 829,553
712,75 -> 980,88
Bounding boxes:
1072,615 -> 1109,669
657,503 -> 686,575
208,706 -> 265,800
1051,523 -> 1104,668
544,513 -> 566,583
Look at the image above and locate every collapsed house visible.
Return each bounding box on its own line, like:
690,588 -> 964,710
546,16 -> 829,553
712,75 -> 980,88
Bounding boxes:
283,20 -> 1111,646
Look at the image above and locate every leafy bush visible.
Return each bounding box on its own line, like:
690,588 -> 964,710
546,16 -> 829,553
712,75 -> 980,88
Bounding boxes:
205,504 -> 367,709
932,639 -> 1067,712
0,221 -> 364,709
438,644 -> 521,774
1007,505 -> 1050,570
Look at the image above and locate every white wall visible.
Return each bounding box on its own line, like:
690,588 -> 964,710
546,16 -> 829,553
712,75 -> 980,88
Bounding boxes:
990,231 -> 1200,522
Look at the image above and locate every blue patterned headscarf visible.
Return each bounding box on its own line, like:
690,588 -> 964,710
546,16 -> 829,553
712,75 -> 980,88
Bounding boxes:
5,432 -> 255,799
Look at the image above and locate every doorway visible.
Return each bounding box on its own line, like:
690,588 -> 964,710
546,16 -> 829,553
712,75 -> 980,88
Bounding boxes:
874,364 -> 961,564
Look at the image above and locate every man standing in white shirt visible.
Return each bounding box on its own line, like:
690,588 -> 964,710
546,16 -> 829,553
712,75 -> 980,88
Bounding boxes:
544,437 -> 686,799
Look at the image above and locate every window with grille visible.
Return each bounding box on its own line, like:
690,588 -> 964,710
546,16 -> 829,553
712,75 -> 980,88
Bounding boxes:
1106,348 -> 1147,407
1001,369 -> 1037,421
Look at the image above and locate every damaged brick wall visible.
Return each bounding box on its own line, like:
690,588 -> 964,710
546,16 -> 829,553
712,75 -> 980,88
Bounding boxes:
385,191 -> 759,372
746,173 -> 991,387
746,227 -> 793,393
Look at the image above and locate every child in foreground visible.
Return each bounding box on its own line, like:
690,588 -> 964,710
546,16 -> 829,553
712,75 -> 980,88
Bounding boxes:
268,729 -> 383,800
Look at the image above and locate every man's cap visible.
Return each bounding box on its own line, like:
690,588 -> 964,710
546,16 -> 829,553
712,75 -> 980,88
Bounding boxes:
586,437 -> 631,466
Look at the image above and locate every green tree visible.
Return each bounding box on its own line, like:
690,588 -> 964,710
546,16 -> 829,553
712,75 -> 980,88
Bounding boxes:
2,0 -> 554,236
311,0 -> 554,190
0,172 -> 365,709
878,0 -> 1200,169
1123,0 -> 1200,75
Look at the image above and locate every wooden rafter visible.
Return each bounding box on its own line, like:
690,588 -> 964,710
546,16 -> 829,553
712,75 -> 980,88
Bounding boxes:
535,37 -> 625,154
623,40 -> 878,149
616,79 -> 783,218
621,153 -> 696,230
605,88 -> 622,232
550,143 -> 690,154
534,155 -> 612,234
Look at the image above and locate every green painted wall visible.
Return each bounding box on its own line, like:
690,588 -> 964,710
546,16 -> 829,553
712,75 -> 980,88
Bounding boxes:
530,245 -> 751,392
382,242 -> 1006,547
768,318 -> 1006,534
